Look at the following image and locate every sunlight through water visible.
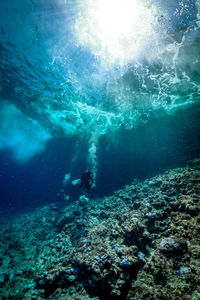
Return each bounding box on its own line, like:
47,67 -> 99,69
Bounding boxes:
0,0 -> 200,141
75,0 -> 158,66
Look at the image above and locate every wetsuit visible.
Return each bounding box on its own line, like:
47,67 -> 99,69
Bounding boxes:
80,170 -> 94,191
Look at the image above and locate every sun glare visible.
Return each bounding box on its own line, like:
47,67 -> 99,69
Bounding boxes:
75,0 -> 157,66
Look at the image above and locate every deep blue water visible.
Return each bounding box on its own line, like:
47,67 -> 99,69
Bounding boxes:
0,103 -> 199,212
0,0 -> 200,213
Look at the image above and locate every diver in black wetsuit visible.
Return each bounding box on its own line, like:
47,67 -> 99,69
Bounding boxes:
59,170 -> 94,202
79,170 -> 94,192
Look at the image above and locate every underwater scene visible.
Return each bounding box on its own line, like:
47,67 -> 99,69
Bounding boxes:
0,0 -> 200,299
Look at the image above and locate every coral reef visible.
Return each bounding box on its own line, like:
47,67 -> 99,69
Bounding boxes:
0,159 -> 200,299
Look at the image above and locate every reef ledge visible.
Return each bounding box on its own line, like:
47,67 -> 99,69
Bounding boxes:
0,159 -> 200,299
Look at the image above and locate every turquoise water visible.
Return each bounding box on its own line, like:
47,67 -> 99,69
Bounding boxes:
1,0 -> 199,136
0,0 -> 200,210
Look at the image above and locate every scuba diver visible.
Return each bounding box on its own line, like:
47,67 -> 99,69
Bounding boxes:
79,170 -> 94,192
60,170 -> 94,202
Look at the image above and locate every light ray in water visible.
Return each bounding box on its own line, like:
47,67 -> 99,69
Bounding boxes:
74,0 -> 158,66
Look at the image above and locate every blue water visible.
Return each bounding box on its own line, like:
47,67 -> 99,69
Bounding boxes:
0,0 -> 200,212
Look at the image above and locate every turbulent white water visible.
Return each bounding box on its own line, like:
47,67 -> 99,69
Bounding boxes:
0,0 -> 200,148
0,101 -> 51,163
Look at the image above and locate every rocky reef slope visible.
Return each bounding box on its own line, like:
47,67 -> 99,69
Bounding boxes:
0,159 -> 200,299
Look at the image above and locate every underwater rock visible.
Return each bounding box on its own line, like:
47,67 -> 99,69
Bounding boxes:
177,267 -> 189,276
160,237 -> 179,250
0,159 -> 200,299
158,237 -> 188,256
120,257 -> 132,267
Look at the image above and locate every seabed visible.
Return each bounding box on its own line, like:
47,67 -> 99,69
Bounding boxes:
0,159 -> 200,300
